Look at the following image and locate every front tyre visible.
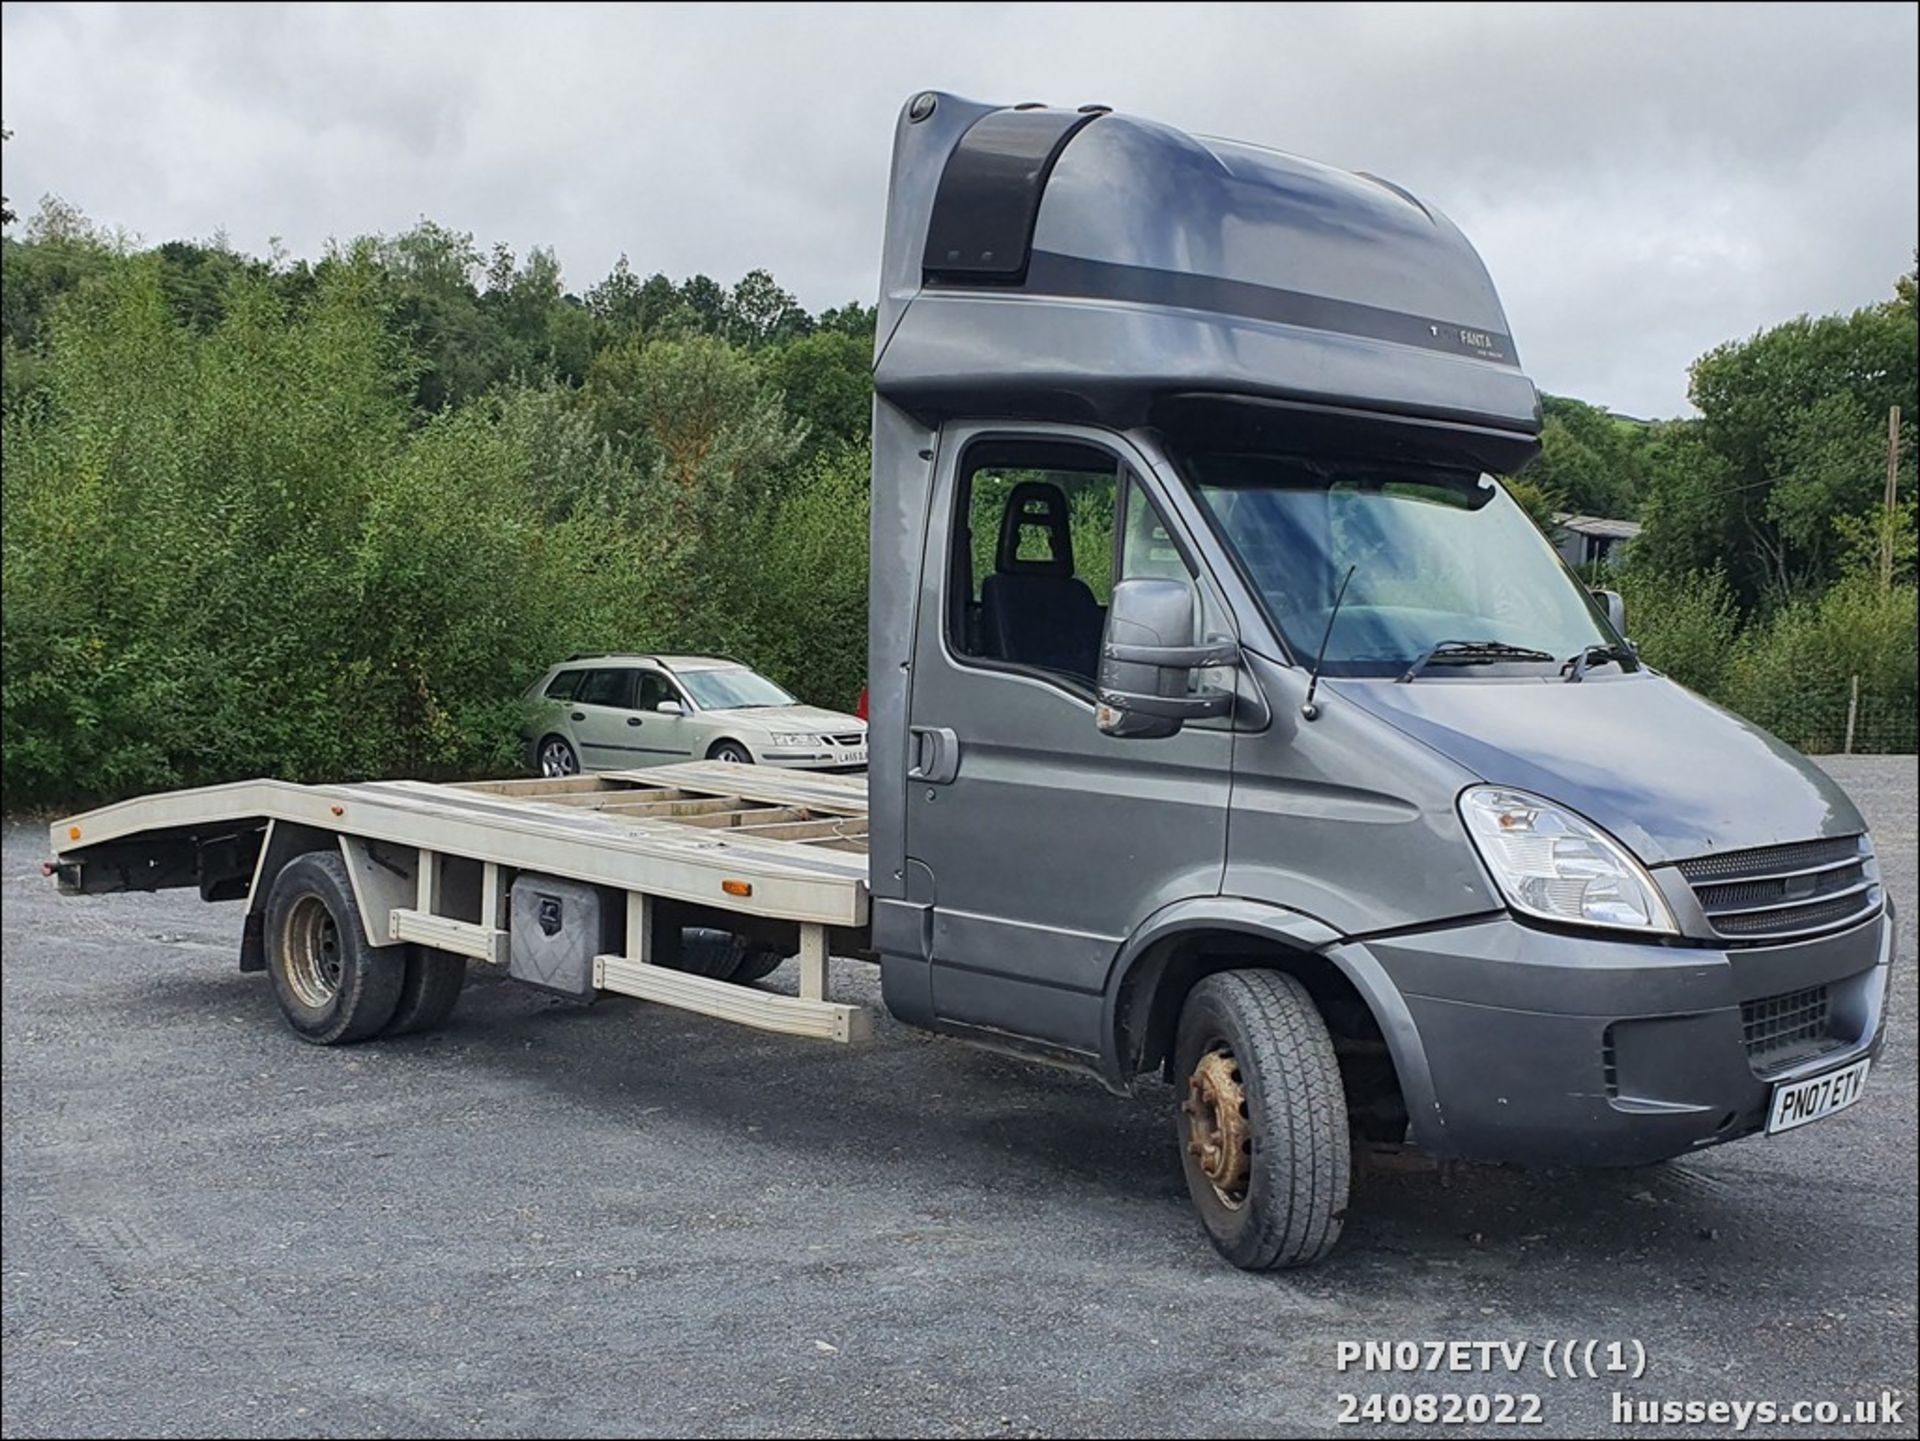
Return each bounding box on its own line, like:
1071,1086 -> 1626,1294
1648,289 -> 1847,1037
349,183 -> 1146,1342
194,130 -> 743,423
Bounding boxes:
708,740 -> 753,764
264,851 -> 405,1045
1173,970 -> 1350,1269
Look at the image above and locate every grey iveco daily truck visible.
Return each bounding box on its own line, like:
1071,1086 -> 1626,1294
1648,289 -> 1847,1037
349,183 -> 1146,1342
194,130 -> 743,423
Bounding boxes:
48,93 -> 1895,1268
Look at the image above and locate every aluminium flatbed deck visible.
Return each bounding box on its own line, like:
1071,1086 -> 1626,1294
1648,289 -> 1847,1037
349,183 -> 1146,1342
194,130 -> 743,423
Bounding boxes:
49,763 -> 875,1042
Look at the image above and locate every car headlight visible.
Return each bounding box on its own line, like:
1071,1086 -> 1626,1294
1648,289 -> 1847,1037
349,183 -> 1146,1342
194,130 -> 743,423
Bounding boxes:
768,733 -> 821,747
1459,786 -> 1677,934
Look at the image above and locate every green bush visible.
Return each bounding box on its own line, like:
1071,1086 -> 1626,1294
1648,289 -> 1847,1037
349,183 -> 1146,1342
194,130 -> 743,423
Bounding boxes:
1614,567 -> 1741,698
1724,576 -> 1919,755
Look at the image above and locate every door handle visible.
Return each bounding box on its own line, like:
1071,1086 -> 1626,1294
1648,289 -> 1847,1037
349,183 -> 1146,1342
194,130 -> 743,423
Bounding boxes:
627,716 -> 644,727
570,711 -> 585,722
907,726 -> 960,784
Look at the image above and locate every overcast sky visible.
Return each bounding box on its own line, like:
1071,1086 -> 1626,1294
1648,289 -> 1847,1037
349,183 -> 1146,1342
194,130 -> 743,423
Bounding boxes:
2,2 -> 1914,416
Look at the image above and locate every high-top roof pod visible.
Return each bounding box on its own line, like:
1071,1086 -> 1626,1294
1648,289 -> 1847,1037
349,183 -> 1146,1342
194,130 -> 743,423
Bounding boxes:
874,91 -> 1543,474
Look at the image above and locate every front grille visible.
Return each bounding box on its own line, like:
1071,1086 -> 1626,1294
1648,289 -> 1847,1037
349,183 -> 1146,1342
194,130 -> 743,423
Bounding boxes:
1677,836 -> 1879,943
829,733 -> 864,747
1740,984 -> 1840,1072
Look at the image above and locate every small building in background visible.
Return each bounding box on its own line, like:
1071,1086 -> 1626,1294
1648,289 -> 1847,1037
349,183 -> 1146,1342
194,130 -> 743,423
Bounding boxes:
1552,513 -> 1642,569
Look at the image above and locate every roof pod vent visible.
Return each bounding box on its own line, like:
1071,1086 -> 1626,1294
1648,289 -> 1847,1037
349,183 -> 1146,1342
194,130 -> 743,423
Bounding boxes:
921,106 -> 1104,285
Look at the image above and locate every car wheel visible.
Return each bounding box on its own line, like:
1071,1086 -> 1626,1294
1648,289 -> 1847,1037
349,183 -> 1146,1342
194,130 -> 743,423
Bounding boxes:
709,740 -> 753,764
538,735 -> 580,777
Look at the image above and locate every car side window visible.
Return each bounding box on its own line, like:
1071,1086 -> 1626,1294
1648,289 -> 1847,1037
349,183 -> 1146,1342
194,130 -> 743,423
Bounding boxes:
948,438 -> 1121,687
544,669 -> 584,701
576,668 -> 635,708
635,672 -> 681,712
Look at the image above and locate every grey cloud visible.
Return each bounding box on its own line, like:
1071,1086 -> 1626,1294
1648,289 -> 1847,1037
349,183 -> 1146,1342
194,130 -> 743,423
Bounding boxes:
3,1 -> 1914,416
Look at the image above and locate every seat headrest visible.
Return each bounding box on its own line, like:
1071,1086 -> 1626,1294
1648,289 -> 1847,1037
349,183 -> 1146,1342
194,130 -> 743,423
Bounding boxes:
995,481 -> 1076,575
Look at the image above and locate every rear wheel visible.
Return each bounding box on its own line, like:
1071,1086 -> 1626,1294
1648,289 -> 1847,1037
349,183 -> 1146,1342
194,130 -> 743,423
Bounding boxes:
382,946 -> 467,1036
730,948 -> 786,985
708,740 -> 753,764
1173,970 -> 1350,1269
264,851 -> 405,1045
538,735 -> 579,777
668,928 -> 786,984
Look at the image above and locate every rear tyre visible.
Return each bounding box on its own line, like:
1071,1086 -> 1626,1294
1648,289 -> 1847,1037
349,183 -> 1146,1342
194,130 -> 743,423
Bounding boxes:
708,740 -> 753,764
264,851 -> 405,1045
666,929 -> 787,984
382,946 -> 467,1036
729,948 -> 787,985
1173,970 -> 1350,1269
538,735 -> 580,778
669,927 -> 749,979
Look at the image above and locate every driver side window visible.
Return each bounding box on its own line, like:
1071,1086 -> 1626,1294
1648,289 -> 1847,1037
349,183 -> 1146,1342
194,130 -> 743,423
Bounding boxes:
636,671 -> 681,712
947,437 -> 1193,690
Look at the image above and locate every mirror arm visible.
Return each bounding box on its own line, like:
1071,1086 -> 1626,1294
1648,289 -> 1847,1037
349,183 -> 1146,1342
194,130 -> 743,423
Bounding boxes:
1101,639 -> 1240,669
1096,685 -> 1234,721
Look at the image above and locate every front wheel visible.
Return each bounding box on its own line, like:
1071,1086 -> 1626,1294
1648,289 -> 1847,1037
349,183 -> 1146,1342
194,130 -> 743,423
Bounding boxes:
1173,970 -> 1350,1269
708,740 -> 753,764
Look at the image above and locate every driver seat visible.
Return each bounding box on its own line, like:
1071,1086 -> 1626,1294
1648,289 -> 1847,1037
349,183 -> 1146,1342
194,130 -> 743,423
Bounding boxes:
978,481 -> 1104,680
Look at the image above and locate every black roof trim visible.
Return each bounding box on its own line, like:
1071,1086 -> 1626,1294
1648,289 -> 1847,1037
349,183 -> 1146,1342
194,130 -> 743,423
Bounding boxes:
921,106 -> 1101,286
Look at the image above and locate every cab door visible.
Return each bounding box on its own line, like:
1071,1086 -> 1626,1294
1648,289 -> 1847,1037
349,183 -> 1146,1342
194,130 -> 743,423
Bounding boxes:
902,424 -> 1235,1058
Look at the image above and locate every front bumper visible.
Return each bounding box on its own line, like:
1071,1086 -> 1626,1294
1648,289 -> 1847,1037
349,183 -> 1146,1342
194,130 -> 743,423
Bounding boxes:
757,745 -> 867,772
1329,903 -> 1895,1167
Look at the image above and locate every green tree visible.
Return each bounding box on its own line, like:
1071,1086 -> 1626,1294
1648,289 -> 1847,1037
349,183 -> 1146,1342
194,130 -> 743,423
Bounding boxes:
1654,274 -> 1918,603
1519,394 -> 1648,519
762,328 -> 872,456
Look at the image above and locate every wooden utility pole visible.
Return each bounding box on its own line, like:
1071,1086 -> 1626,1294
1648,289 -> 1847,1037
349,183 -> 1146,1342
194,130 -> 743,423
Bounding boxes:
1885,405 -> 1901,592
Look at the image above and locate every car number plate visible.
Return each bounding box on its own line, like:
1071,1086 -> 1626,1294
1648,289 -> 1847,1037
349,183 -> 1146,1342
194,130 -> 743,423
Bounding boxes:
847,749 -> 867,766
1767,1056 -> 1870,1135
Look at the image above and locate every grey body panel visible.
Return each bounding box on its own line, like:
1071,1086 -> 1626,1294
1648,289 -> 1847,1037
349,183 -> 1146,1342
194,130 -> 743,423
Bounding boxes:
1220,650 -> 1499,935
1334,671 -> 1867,864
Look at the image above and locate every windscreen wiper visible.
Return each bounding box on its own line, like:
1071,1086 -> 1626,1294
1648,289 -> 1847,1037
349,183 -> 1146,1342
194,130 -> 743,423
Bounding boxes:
1561,643 -> 1637,683
1400,639 -> 1556,683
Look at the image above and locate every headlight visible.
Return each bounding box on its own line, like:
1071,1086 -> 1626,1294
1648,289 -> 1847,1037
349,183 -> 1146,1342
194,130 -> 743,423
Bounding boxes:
1459,787 -> 1677,934
768,733 -> 821,747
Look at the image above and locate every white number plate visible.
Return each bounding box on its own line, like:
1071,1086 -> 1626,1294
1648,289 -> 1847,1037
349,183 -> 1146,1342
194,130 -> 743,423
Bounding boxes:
846,749 -> 867,766
1767,1057 -> 1870,1135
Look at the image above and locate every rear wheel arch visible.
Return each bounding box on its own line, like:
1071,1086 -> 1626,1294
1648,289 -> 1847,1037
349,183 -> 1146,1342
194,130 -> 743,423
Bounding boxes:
239,820 -> 343,972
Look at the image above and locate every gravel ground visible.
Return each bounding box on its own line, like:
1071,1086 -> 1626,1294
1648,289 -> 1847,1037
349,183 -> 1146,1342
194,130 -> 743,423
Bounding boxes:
3,756 -> 1914,1439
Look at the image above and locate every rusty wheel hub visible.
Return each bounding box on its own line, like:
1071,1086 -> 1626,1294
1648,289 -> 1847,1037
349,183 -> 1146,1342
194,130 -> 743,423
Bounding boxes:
1184,1046 -> 1251,1207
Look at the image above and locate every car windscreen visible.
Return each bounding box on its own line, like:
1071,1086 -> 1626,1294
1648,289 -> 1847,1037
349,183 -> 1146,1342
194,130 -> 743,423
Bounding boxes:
677,667 -> 796,711
1180,451 -> 1617,678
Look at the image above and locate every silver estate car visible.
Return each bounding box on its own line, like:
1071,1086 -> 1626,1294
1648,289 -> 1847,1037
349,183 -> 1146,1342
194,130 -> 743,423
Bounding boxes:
524,654 -> 867,776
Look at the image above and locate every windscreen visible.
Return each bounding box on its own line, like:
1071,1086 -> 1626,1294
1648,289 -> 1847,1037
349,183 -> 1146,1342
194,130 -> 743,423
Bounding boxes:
678,667 -> 797,711
1181,452 -> 1617,678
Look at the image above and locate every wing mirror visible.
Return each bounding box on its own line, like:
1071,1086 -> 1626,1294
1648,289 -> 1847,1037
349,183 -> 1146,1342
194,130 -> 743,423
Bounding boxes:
1590,587 -> 1627,636
1096,578 -> 1238,739
654,700 -> 685,716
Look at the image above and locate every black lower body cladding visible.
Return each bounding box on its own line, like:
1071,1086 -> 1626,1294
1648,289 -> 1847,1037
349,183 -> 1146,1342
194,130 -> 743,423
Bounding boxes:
1330,905 -> 1895,1168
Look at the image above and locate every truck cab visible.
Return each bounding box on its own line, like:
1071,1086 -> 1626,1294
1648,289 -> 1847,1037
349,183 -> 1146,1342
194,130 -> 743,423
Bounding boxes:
865,94 -> 1893,1267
